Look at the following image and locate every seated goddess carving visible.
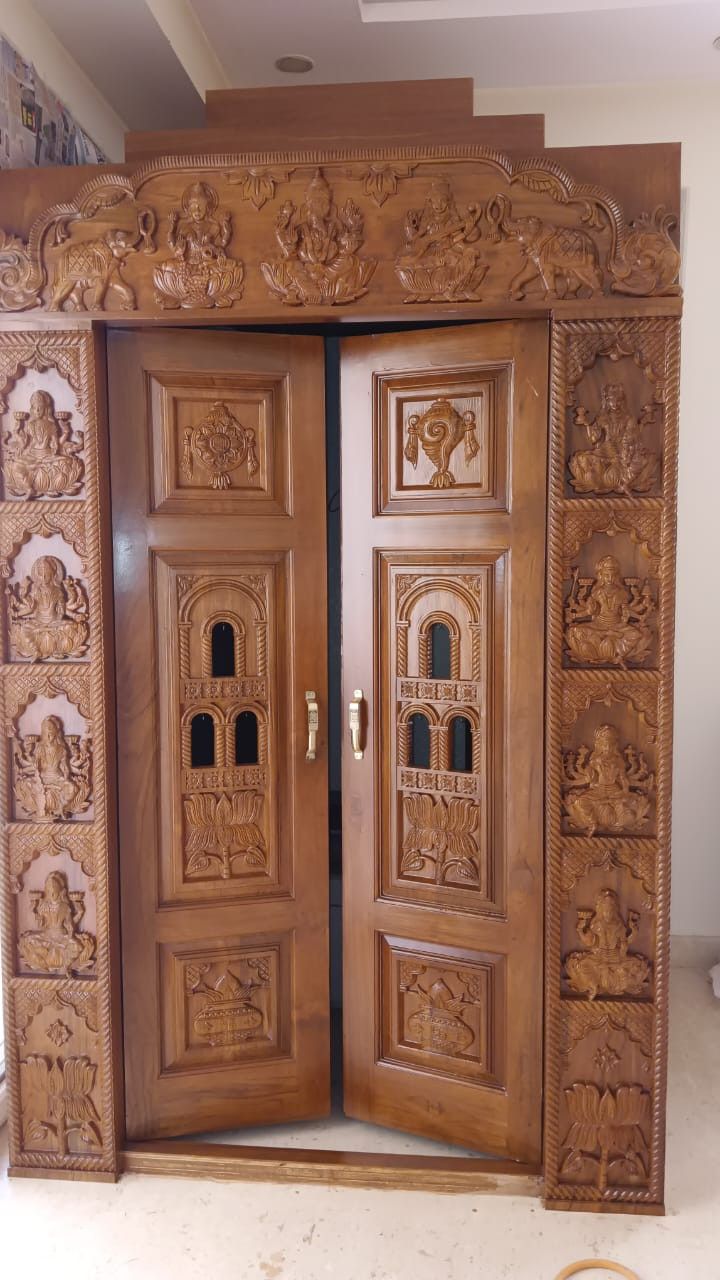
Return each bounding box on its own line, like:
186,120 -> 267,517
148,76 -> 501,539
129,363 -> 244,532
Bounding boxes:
18,870 -> 95,975
3,390 -> 84,499
568,384 -> 659,495
13,715 -> 92,822
564,889 -> 651,1000
9,554 -> 89,660
562,724 -> 653,836
153,181 -> 245,310
564,556 -> 655,667
395,179 -> 485,303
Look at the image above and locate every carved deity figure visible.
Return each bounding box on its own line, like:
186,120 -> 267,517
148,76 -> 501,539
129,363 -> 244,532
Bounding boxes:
3,390 -> 84,499
9,555 -> 89,660
261,170 -> 376,306
395,179 -> 485,302
562,724 -> 653,836
13,715 -> 92,822
564,555 -> 655,667
153,181 -> 245,309
565,889 -> 651,1000
404,398 -> 480,489
18,870 -> 95,974
569,384 -> 660,495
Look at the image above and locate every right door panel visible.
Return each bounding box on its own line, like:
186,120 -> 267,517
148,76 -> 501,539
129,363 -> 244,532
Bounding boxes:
341,322 -> 548,1162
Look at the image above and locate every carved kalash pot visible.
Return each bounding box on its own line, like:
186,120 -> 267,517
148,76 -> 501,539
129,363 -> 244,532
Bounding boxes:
407,977 -> 475,1055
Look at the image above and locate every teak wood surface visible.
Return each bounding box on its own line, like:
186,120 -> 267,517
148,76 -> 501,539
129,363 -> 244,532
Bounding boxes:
0,79 -> 680,1213
340,323 -> 547,1162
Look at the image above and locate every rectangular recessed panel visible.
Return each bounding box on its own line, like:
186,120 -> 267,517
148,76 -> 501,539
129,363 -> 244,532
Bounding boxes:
154,551 -> 291,905
378,551 -> 507,915
148,370 -> 290,515
375,365 -> 509,514
160,934 -> 292,1074
379,934 -> 505,1089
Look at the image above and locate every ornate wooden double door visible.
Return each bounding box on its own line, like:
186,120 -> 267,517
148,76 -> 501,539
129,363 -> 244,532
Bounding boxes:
109,320 -> 548,1160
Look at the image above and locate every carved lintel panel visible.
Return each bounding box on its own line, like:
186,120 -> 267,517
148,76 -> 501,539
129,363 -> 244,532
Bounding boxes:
0,151 -> 680,317
0,330 -> 117,1177
544,316 -> 678,1211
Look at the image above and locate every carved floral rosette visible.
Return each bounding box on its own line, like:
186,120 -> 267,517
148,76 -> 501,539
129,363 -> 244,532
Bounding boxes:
0,330 -> 116,1175
544,317 -> 678,1210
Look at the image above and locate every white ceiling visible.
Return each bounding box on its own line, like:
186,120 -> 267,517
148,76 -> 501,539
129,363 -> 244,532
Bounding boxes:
23,0 -> 720,131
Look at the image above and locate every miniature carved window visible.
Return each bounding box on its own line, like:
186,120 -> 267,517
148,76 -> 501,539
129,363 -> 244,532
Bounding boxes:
211,621 -> 236,677
190,713 -> 215,768
408,712 -> 431,770
451,716 -> 473,773
235,710 -> 259,765
429,622 -> 451,680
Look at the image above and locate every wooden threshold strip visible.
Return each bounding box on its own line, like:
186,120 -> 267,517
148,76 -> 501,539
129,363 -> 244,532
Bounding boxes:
123,1141 -> 543,1195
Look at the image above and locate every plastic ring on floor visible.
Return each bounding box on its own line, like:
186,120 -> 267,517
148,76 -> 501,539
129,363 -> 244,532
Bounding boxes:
554,1263 -> 640,1280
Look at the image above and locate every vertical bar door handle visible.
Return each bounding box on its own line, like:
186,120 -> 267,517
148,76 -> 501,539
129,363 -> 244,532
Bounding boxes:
348,689 -> 364,760
305,690 -> 319,761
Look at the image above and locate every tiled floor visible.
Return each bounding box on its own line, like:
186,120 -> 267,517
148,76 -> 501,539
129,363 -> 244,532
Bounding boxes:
1,964 -> 719,1279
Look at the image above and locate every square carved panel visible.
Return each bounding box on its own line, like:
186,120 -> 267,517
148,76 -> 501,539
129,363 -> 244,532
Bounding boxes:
379,935 -> 505,1087
148,370 -> 290,514
374,365 -> 510,515
160,934 -> 291,1074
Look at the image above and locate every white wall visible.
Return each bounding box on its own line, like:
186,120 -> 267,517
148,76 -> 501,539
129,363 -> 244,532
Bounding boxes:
475,81 -> 720,936
0,0 -> 126,159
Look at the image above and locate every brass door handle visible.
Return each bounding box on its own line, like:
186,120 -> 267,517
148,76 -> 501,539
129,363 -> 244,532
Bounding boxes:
348,689 -> 364,760
305,690 -> 319,761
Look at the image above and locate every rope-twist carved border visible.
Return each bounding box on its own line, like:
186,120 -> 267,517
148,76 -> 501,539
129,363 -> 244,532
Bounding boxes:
544,316 -> 678,1211
0,328 -> 118,1176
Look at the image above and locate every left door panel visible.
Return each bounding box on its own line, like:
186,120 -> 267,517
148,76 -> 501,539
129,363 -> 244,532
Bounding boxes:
108,330 -> 330,1140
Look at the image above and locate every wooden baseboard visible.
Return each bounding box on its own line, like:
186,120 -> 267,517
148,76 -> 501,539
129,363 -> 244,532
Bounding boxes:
123,1140 -> 543,1195
544,1198 -> 665,1217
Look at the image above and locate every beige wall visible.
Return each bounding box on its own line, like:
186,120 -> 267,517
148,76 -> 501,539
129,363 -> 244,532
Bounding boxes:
475,81 -> 720,936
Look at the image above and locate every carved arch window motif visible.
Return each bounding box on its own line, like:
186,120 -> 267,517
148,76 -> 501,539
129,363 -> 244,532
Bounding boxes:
190,712 -> 215,768
408,712 -> 431,770
418,615 -> 460,681
235,710 -> 259,766
397,578 -> 481,682
450,715 -> 473,773
178,577 -> 266,680
210,620 -> 237,677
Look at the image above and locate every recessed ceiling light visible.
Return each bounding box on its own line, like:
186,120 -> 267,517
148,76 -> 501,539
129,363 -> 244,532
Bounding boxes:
275,54 -> 314,74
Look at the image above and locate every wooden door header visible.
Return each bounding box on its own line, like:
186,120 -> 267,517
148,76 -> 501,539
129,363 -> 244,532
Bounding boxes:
0,143 -> 681,321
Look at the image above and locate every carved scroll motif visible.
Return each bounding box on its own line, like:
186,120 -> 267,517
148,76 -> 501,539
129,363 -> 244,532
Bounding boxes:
261,169 -> 376,305
610,207 -> 681,297
8,555 -> 89,660
154,182 -> 244,309
3,390 -> 84,499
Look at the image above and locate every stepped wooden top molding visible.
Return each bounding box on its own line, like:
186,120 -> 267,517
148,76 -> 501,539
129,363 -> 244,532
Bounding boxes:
0,143 -> 681,320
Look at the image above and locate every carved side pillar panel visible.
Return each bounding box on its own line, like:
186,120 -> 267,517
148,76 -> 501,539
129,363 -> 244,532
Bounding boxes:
544,316 -> 678,1211
0,326 -> 119,1179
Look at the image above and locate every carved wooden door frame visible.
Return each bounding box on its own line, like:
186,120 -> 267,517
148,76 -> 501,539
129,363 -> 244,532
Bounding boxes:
0,142 -> 680,1214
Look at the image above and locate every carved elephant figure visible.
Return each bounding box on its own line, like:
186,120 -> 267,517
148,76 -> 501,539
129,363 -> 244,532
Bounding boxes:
48,208 -> 156,312
487,194 -> 604,300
